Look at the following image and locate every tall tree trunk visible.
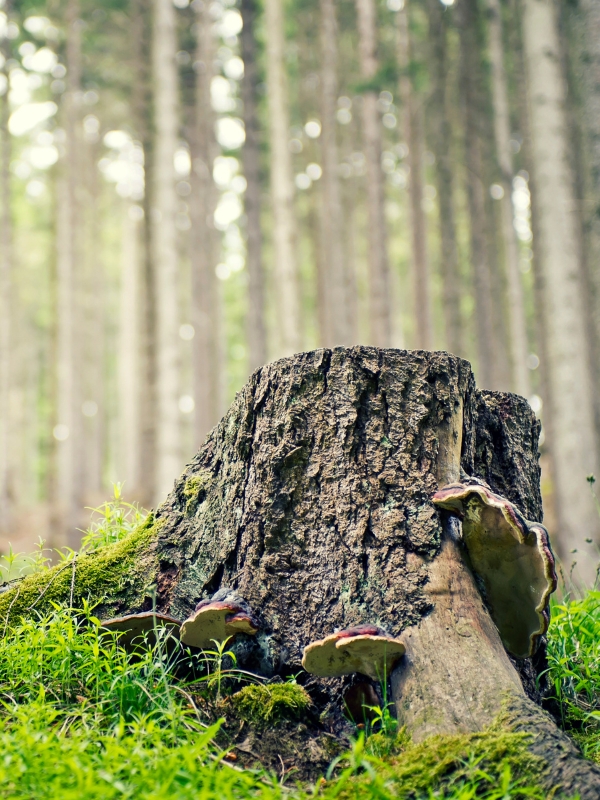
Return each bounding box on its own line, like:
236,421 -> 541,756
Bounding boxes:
397,1 -> 433,350
118,204 -> 142,493
568,0 -> 600,452
521,0 -> 600,582
152,0 -> 180,500
355,0 -> 392,347
191,0 -> 220,444
318,0 -> 349,347
82,138 -> 105,498
264,0 -> 302,356
132,0 -> 157,508
54,0 -> 84,548
0,28 -> 11,537
458,0 -> 497,390
487,0 -> 530,398
4,347 -> 600,797
427,0 -> 462,357
240,0 -> 267,371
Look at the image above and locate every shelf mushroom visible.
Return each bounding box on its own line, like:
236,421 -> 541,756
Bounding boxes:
302,624 -> 405,681
179,598 -> 259,649
432,481 -> 557,659
100,611 -> 182,650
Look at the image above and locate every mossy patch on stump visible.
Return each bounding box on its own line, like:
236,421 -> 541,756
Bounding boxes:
228,682 -> 311,728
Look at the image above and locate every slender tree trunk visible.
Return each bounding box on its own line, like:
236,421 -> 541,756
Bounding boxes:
191,0 -> 220,445
5,348 -> 600,796
427,0 -> 462,357
487,0 -> 530,398
0,31 -> 11,536
568,0 -> 600,450
132,0 -> 156,508
355,0 -> 392,347
264,0 -> 302,355
118,204 -> 142,492
82,139 -> 105,498
521,0 -> 600,582
152,0 -> 180,500
318,0 -> 349,347
397,1 -> 433,349
55,0 -> 84,547
458,0 -> 497,390
240,0 -> 267,371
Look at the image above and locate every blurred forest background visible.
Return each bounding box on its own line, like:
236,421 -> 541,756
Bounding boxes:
0,0 -> 598,578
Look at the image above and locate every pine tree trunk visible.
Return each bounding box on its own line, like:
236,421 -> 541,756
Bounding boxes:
264,0 -> 302,356
458,0 -> 497,391
487,0 -> 530,399
152,0 -> 181,500
521,0 -> 600,583
397,2 -> 433,350
0,30 -> 11,537
355,0 -> 392,347
426,0 -> 462,357
318,0 -> 349,347
132,0 -> 157,509
240,0 -> 267,372
191,0 -> 221,445
118,203 -> 142,492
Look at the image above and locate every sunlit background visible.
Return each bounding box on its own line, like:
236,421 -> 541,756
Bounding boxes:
0,0 -> 598,583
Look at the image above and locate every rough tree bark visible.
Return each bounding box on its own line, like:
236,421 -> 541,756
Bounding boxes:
2,348 -> 599,795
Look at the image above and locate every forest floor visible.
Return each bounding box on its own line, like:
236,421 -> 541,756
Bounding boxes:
0,496 -> 598,799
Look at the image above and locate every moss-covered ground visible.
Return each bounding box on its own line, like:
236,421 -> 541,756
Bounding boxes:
0,503 -> 598,798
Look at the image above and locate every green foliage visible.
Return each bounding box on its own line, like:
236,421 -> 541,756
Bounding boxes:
0,514 -> 161,625
229,682 -> 311,728
80,483 -> 147,552
546,590 -> 600,760
325,721 -> 545,800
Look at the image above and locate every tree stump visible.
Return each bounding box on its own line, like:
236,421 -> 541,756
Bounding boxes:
2,347 -> 599,795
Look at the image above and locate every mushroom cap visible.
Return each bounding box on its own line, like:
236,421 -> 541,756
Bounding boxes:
302,625 -> 405,680
179,601 -> 259,649
432,482 -> 557,658
100,612 -> 182,649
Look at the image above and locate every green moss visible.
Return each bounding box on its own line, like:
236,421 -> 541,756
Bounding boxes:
183,471 -> 212,514
228,682 -> 312,728
0,515 -> 162,625
337,716 -> 545,799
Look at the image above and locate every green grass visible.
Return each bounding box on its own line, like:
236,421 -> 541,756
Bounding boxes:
545,589 -> 600,761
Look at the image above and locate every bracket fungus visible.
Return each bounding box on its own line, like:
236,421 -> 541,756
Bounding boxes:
302,624 -> 405,680
179,598 -> 259,649
100,611 -> 182,649
432,481 -> 557,659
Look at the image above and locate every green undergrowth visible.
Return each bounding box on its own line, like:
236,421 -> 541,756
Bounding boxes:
325,720 -> 546,799
227,683 -> 312,728
546,589 -> 600,761
0,513 -> 161,626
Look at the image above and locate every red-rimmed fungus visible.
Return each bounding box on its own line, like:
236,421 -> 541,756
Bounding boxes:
100,611 -> 181,649
302,624 -> 405,680
179,600 -> 259,649
432,481 -> 557,659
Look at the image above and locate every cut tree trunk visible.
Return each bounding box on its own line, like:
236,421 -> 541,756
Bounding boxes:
3,347 -> 600,795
